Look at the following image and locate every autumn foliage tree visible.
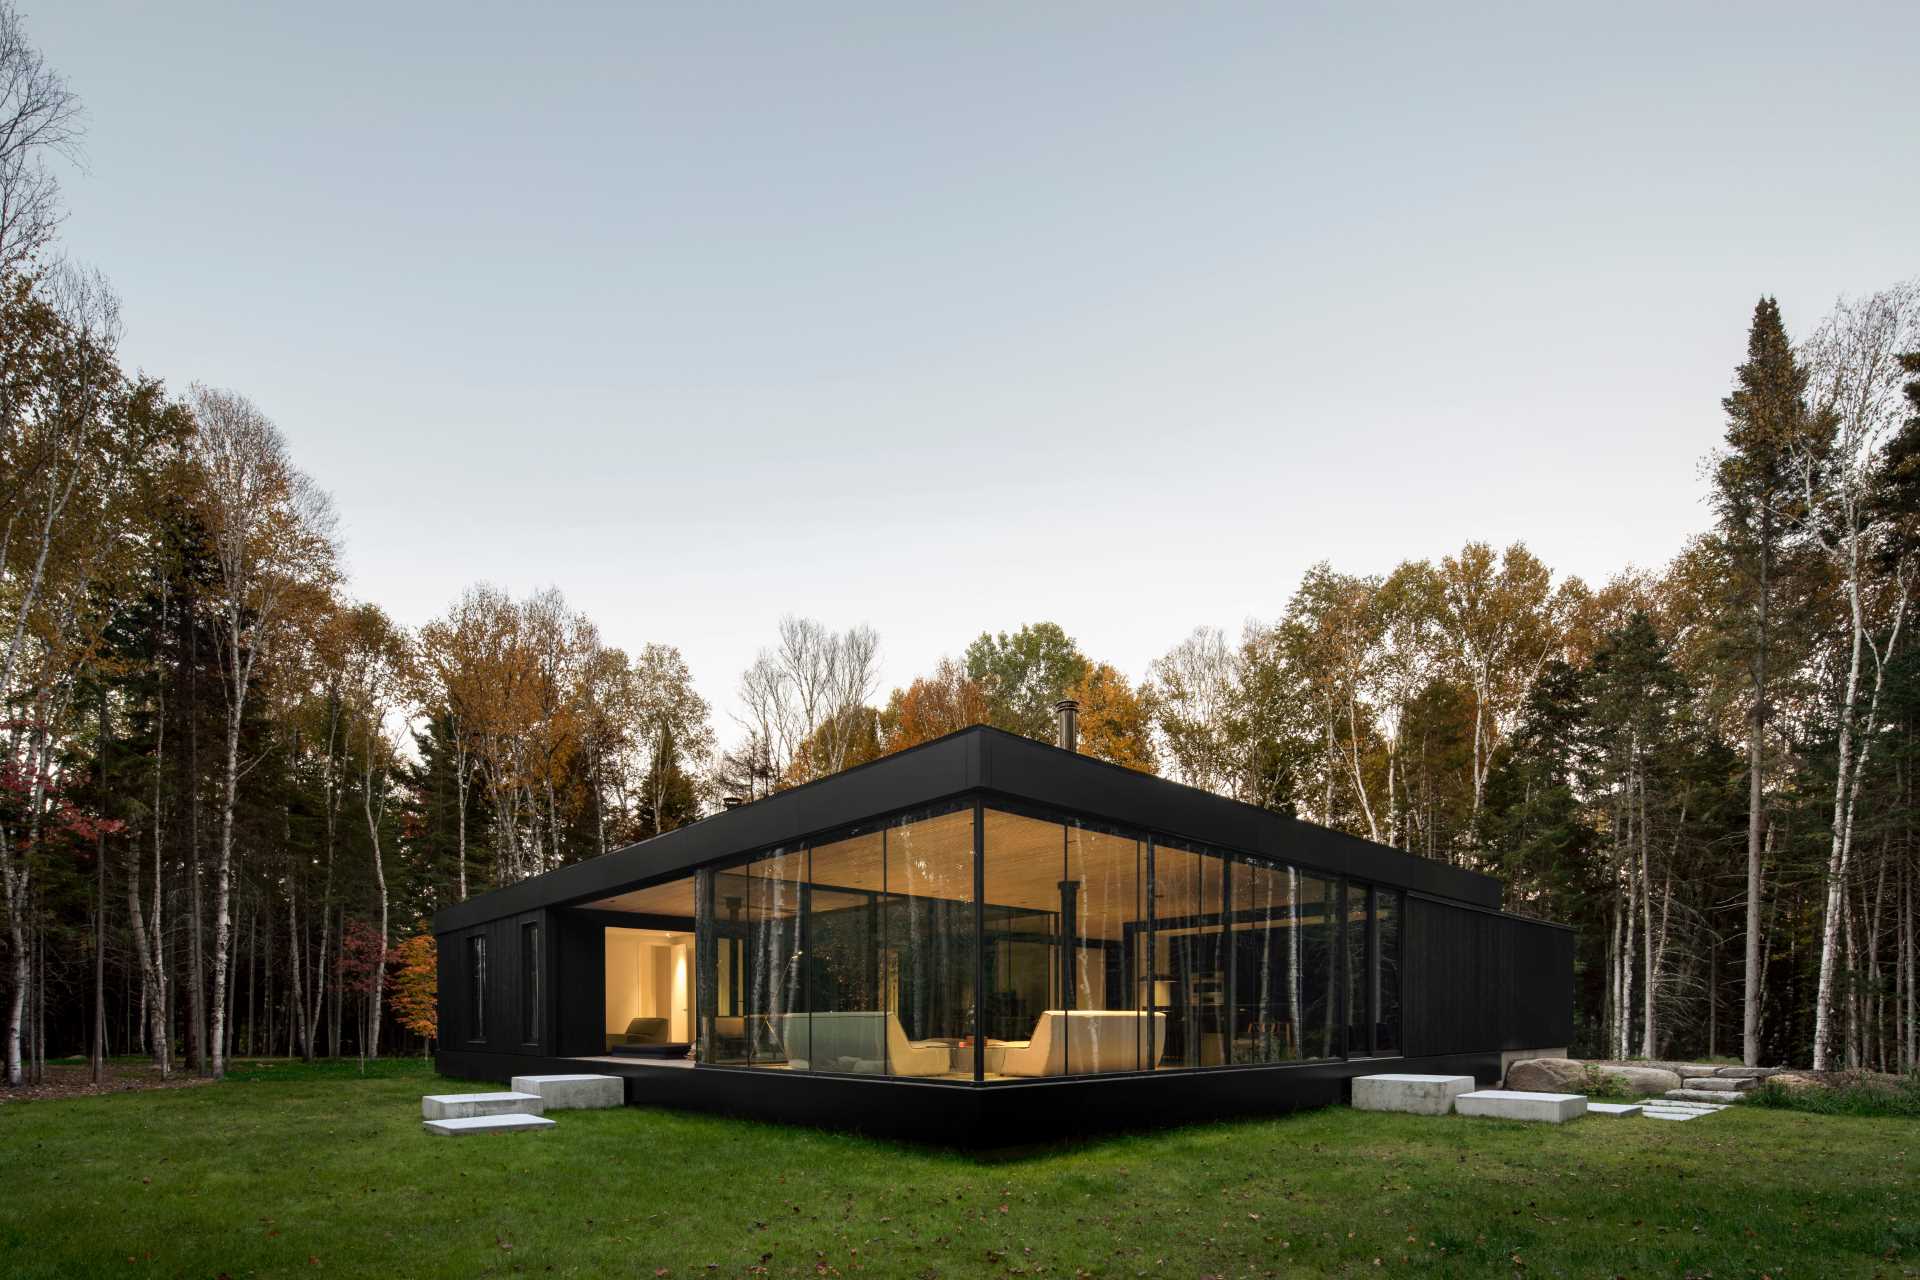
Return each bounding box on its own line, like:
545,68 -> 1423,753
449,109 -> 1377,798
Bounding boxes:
386,929 -> 437,1051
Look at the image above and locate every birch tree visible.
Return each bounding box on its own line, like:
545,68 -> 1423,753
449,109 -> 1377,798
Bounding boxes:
338,603 -> 410,1060
189,386 -> 336,1078
1432,541 -> 1564,823
1798,281 -> 1920,1071
0,0 -> 81,275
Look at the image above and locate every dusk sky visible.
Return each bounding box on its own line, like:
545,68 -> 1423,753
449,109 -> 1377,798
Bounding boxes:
34,1 -> 1919,741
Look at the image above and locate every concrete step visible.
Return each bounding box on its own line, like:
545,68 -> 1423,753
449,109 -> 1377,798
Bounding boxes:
1686,1077 -> 1751,1092
511,1073 -> 624,1110
422,1091 -> 545,1121
1665,1087 -> 1745,1104
1713,1066 -> 1782,1079
1352,1074 -> 1477,1116
1637,1097 -> 1728,1111
423,1113 -> 555,1137
1455,1090 -> 1587,1123
1584,1102 -> 1643,1117
1639,1108 -> 1702,1121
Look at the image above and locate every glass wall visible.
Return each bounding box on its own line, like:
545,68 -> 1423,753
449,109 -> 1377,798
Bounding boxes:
981,809 -> 1152,1076
886,808 -> 976,1075
693,796 -> 1409,1081
1228,858 -> 1300,1064
700,805 -> 974,1078
1345,884 -> 1373,1056
1296,875 -> 1340,1059
1152,841 -> 1226,1069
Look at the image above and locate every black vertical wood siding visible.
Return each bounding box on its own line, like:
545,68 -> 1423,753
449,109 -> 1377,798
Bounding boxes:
1402,895 -> 1573,1055
553,908 -> 606,1057
437,909 -> 556,1055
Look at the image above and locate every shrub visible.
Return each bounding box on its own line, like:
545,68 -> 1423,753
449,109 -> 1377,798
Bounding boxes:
1580,1065 -> 1635,1100
1747,1073 -> 1920,1119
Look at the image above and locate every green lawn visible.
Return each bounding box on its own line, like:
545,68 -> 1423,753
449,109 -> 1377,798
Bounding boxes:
0,1059 -> 1911,1279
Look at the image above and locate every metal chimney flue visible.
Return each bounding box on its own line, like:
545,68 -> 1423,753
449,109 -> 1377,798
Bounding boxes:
1054,698 -> 1079,753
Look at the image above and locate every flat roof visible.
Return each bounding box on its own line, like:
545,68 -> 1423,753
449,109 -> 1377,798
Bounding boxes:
434,725 -> 1503,933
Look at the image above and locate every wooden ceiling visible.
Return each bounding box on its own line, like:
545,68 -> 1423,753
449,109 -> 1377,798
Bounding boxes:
580,808 -> 1334,941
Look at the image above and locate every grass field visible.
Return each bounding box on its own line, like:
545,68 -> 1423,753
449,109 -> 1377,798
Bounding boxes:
0,1058 -> 1913,1278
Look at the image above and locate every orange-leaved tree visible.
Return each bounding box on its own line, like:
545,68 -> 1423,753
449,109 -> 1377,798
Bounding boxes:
388,928 -> 438,1053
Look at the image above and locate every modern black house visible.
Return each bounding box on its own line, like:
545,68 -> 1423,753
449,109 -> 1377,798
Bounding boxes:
433,719 -> 1572,1146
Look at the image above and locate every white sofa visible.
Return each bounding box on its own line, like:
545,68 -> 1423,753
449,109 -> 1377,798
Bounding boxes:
775,1011 -> 952,1077
998,1010 -> 1168,1076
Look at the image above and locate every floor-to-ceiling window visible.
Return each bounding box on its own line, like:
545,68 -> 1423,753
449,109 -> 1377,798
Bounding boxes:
1229,856 -> 1300,1064
1151,840 -> 1227,1070
981,808 -> 1152,1077
701,805 -> 975,1077
1295,875 -> 1341,1060
1346,883 -> 1374,1056
692,796 -> 1388,1080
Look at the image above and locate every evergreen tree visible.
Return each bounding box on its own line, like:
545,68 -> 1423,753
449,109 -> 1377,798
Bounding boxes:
1709,296 -> 1820,1066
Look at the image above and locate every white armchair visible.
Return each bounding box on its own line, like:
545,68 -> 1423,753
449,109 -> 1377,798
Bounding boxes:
998,1010 -> 1167,1076
776,1011 -> 953,1077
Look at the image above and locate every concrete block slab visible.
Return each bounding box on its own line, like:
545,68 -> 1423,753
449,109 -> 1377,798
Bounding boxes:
1455,1090 -> 1587,1123
1687,1077 -> 1746,1092
510,1074 -> 624,1110
1714,1066 -> 1781,1079
1674,1064 -> 1721,1079
1584,1102 -> 1643,1116
1637,1098 -> 1727,1112
1639,1109 -> 1699,1121
422,1091 -> 545,1120
1352,1074 -> 1477,1116
423,1113 -> 555,1137
1666,1088 -> 1745,1104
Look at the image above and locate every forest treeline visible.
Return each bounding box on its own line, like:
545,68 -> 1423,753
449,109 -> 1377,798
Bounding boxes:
3,5 -> 1918,1086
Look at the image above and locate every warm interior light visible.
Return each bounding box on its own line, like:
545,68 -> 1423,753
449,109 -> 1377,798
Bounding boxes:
605,926 -> 693,1045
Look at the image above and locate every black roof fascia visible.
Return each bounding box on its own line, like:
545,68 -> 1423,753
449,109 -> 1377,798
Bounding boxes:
434,726 -> 1501,935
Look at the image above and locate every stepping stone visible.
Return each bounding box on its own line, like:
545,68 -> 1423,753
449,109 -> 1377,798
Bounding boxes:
511,1073 -> 624,1110
421,1091 -> 545,1120
1455,1090 -> 1587,1123
1584,1102 -> 1643,1116
1665,1087 -> 1745,1104
1352,1074 -> 1477,1116
422,1113 -> 555,1137
1686,1077 -> 1747,1092
1640,1109 -> 1699,1121
1674,1064 -> 1722,1079
1713,1066 -> 1780,1079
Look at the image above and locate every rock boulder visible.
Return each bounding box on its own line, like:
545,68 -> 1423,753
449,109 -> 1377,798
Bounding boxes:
1505,1058 -> 1584,1092
1588,1063 -> 1685,1096
1506,1058 -> 1683,1097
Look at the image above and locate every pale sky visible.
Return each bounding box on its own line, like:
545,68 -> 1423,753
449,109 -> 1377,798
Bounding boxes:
32,1 -> 1920,745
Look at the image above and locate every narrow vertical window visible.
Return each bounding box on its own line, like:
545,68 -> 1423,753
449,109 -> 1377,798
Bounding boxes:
522,922 -> 542,1044
468,934 -> 487,1041
1346,884 -> 1373,1056
1375,891 -> 1401,1055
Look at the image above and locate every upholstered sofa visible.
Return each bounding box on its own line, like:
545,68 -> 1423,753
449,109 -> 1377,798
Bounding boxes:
775,1011 -> 952,1077
607,1016 -> 692,1057
997,1010 -> 1167,1076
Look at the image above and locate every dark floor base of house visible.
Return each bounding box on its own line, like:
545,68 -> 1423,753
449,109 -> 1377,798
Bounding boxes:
436,1049 -> 1504,1148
